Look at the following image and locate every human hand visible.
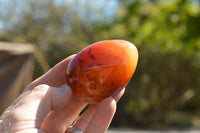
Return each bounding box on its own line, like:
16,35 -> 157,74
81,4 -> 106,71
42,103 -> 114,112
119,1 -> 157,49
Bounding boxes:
0,55 -> 124,133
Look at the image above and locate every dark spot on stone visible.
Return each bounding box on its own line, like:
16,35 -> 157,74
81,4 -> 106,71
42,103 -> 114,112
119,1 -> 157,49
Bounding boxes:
90,55 -> 95,60
79,59 -> 84,63
96,63 -> 102,66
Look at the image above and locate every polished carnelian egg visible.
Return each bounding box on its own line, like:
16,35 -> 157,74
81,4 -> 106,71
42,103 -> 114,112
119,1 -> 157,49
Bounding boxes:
66,40 -> 138,104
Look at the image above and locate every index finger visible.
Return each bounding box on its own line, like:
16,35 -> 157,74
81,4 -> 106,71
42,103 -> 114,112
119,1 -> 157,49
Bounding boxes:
27,55 -> 75,90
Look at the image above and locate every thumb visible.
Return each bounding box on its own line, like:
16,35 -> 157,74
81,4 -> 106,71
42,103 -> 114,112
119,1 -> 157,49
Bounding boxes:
0,84 -> 72,132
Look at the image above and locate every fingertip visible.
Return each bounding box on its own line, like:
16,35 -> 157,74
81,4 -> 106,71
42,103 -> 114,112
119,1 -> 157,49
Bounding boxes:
102,96 -> 116,106
50,84 -> 72,110
113,88 -> 125,102
59,84 -> 72,94
102,97 -> 117,113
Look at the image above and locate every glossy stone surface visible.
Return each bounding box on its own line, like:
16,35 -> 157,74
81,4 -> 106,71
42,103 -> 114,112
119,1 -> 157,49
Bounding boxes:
66,40 -> 138,104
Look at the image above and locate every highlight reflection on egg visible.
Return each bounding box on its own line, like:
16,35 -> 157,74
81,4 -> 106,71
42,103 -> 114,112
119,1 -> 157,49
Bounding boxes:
66,40 -> 138,104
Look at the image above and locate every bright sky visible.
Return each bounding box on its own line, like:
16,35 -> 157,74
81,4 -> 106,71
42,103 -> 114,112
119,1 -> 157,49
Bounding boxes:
0,0 -> 119,29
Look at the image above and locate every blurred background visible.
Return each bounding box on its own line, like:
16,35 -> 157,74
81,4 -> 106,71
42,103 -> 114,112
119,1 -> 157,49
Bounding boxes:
0,0 -> 200,130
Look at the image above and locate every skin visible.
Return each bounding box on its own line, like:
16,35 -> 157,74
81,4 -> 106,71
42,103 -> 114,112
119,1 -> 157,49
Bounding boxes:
0,55 -> 125,133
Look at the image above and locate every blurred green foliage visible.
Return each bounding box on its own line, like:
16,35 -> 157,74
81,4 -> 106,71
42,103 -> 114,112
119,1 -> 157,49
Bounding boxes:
0,0 -> 200,129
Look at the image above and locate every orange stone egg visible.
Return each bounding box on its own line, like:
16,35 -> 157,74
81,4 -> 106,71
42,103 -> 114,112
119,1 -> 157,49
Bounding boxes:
66,40 -> 138,104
